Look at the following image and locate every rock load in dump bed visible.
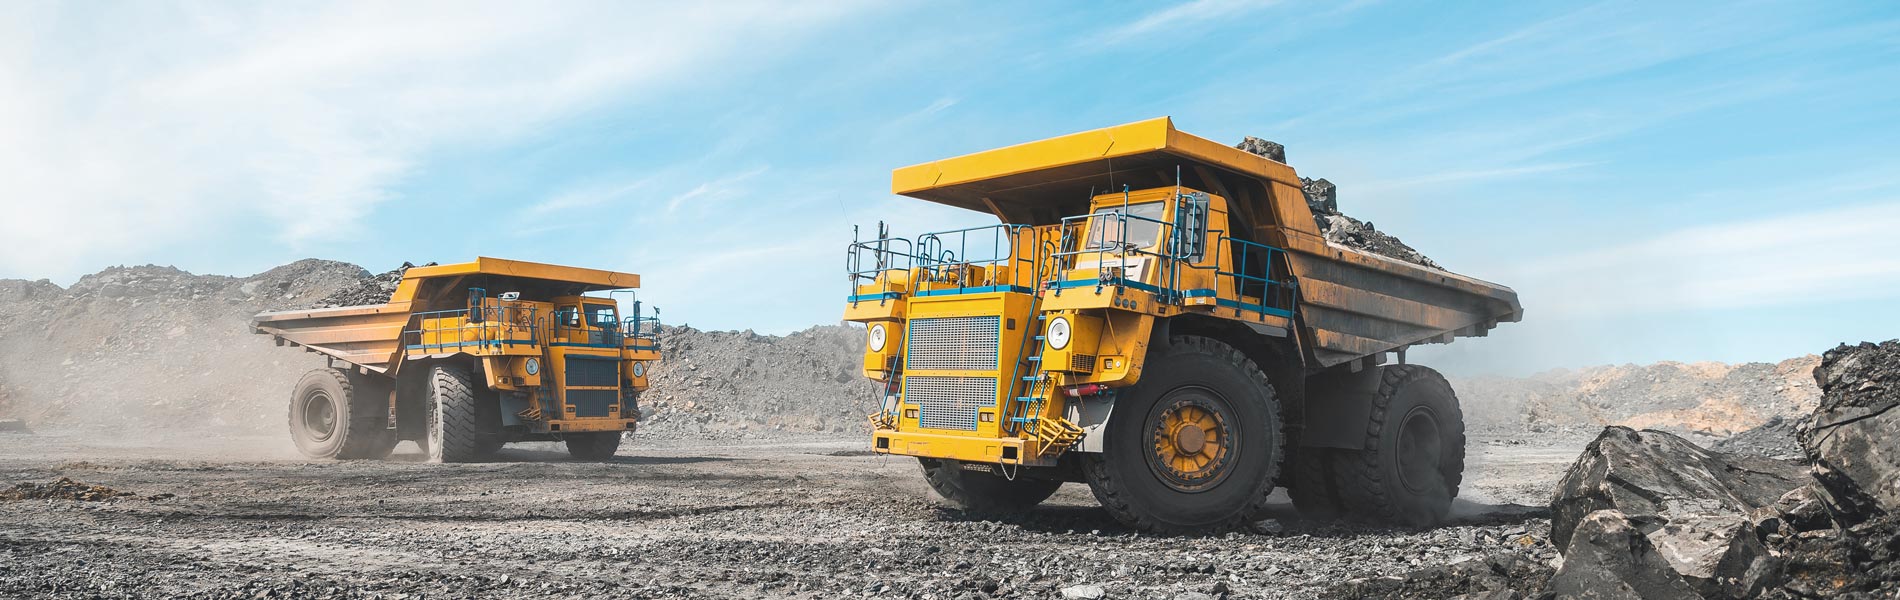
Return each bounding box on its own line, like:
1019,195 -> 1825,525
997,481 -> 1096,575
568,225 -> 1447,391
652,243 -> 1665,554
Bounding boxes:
1235,136 -> 1443,269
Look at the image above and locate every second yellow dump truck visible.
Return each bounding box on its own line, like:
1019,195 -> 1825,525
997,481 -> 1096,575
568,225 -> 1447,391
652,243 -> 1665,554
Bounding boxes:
846,118 -> 1522,532
253,258 -> 660,462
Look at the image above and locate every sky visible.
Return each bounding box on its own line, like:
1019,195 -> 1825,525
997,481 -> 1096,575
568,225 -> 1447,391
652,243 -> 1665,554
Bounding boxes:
2,1 -> 1897,375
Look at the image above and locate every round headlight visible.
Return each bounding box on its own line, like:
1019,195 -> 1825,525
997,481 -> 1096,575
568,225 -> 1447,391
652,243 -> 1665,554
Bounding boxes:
632,362 -> 646,377
1047,316 -> 1071,350
524,357 -> 540,376
868,323 -> 888,352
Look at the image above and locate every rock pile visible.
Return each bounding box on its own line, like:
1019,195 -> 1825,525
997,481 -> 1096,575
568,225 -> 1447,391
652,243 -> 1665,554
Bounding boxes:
0,260 -> 369,433
1234,137 -> 1444,269
1335,339 -> 1900,599
0,259 -> 882,437
1454,357 -> 1821,437
640,324 -> 880,435
309,262 -> 433,308
1799,340 -> 1900,517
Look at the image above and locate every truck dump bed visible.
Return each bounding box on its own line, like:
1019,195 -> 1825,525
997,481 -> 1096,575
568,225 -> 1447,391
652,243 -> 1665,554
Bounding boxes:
892,117 -> 1521,368
252,257 -> 642,373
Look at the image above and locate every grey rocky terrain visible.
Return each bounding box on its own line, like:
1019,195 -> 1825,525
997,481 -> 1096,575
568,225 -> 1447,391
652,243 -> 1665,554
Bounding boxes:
0,258 -> 1885,598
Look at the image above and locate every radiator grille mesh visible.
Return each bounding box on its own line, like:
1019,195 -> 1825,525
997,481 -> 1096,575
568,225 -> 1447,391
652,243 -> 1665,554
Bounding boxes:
905,316 -> 1000,371
905,376 -> 995,431
1070,354 -> 1097,373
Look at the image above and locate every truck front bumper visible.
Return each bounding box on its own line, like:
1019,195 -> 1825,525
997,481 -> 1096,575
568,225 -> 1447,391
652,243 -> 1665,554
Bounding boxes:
873,428 -> 1053,466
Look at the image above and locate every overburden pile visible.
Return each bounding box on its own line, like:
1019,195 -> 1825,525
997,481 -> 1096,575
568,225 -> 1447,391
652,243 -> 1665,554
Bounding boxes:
0,260 -> 877,436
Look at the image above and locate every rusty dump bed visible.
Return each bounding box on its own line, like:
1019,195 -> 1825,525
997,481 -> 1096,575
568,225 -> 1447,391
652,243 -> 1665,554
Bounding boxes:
892,117 -> 1522,368
252,257 -> 640,373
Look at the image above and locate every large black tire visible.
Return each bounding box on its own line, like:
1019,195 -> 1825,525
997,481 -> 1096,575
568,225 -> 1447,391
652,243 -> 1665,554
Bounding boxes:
1331,365 -> 1466,527
919,458 -> 1063,513
1082,336 -> 1283,533
288,368 -> 397,460
425,364 -> 504,463
565,432 -> 623,461
1288,447 -> 1346,521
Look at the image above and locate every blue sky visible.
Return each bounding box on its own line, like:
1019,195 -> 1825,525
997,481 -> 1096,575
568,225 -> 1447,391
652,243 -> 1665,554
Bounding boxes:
3,1 -> 1897,375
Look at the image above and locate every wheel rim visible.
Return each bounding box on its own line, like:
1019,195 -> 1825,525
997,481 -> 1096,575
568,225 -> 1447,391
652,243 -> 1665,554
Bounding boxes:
1396,405 -> 1443,495
303,390 -> 338,442
1144,386 -> 1237,492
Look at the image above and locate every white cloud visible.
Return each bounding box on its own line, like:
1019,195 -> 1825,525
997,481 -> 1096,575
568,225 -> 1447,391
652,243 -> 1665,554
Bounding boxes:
1507,201 -> 1900,316
0,1 -> 869,281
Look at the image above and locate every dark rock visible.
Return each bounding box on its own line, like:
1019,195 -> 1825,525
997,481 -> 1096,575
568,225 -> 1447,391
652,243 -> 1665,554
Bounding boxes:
1644,512 -> 1778,598
1550,426 -> 1806,550
1232,138 -> 1443,270
1234,137 -> 1285,163
1799,340 -> 1900,516
1549,510 -> 1700,600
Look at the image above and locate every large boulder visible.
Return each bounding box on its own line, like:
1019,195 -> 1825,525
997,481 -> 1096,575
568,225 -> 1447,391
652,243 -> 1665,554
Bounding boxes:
1552,427 -> 1807,549
1550,510 -> 1702,600
1799,340 -> 1900,517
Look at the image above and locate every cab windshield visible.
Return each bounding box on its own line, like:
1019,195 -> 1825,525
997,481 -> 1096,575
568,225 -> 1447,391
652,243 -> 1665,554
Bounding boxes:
1084,202 -> 1165,251
584,304 -> 618,328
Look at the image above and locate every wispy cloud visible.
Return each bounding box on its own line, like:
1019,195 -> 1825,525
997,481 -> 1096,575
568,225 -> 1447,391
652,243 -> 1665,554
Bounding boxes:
1104,0 -> 1281,38
1510,201 -> 1900,316
664,167 -> 770,214
0,1 -> 870,281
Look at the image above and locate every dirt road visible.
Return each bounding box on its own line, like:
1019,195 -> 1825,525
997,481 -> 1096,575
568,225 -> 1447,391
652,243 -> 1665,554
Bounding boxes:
0,431 -> 1584,599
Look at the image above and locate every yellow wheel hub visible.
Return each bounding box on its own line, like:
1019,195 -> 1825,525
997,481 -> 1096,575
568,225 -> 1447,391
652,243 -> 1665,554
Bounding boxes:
1152,403 -> 1228,483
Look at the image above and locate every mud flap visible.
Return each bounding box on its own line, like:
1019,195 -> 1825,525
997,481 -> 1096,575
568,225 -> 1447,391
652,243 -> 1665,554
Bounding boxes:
1300,367 -> 1379,449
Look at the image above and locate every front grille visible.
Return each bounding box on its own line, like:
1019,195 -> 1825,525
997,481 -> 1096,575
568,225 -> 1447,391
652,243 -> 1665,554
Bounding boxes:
566,356 -> 619,387
1070,354 -> 1097,372
905,376 -> 995,431
565,389 -> 618,418
906,316 -> 1000,371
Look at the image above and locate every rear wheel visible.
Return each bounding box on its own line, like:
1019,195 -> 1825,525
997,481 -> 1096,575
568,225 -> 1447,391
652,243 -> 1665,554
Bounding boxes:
1331,365 -> 1465,527
426,364 -> 503,463
288,368 -> 396,460
920,458 -> 1063,513
1082,336 -> 1283,533
565,432 -> 623,461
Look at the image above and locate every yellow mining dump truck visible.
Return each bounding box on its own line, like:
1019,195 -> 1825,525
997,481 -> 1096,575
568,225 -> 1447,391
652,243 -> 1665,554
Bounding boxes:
845,118 -> 1522,532
253,257 -> 661,462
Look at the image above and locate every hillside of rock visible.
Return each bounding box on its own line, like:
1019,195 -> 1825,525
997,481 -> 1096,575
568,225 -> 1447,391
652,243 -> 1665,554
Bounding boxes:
1451,357 -> 1821,436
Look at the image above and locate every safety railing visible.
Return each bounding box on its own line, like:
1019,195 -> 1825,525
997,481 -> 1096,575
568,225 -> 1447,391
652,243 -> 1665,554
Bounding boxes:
1049,188 -> 1194,303
847,223 -> 1060,302
403,305 -> 540,353
1211,234 -> 1298,319
620,300 -> 662,352
1048,187 -> 1296,318
845,233 -> 916,304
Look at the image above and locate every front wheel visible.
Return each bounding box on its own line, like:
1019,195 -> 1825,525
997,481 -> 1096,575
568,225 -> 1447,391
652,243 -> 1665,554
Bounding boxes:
565,432 -> 623,461
425,364 -> 503,463
920,458 -> 1063,513
1082,336 -> 1283,533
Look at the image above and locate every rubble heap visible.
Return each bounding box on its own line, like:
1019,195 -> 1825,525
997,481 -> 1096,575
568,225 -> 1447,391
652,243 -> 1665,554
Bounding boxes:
1331,339 -> 1900,599
640,324 -> 880,435
1234,137 -> 1443,269
310,262 -> 432,308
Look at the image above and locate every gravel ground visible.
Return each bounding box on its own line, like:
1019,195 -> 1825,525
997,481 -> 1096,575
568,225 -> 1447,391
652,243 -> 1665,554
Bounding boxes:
0,431 -> 1584,599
